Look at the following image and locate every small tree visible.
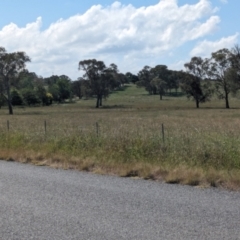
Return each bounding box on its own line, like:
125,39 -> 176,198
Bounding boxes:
183,56 -> 213,108
57,76 -> 72,102
48,84 -> 60,102
150,77 -> 167,100
33,78 -> 48,106
165,70 -> 180,94
17,70 -> 37,90
21,89 -> 41,106
46,92 -> 53,105
180,72 -> 212,108
151,65 -> 176,95
137,66 -> 155,94
107,63 -> 122,90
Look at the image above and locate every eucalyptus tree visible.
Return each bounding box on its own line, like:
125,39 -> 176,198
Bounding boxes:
180,71 -> 212,108
231,45 -> 240,71
78,59 -> 117,108
230,45 -> 240,90
208,48 -> 237,108
0,67 -> 5,108
72,78 -> 85,99
183,56 -> 213,107
150,77 -> 167,100
108,63 -> 123,89
0,47 -> 30,114
137,66 -> 155,94
184,56 -> 209,80
165,70 -> 180,93
57,75 -> 72,102
17,70 -> 38,90
150,65 -> 175,95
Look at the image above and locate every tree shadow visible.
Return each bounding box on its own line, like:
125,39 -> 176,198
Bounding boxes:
203,106 -> 240,110
140,93 -> 155,96
165,92 -> 185,97
140,92 -> 186,97
102,104 -> 129,109
14,111 -> 46,115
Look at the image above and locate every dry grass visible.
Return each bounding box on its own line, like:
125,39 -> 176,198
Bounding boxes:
0,84 -> 240,190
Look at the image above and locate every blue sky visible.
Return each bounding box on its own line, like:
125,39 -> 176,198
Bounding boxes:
0,0 -> 239,79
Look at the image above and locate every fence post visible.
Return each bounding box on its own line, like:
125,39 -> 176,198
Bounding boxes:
7,120 -> 9,132
162,123 -> 165,143
44,120 -> 47,135
96,122 -> 99,137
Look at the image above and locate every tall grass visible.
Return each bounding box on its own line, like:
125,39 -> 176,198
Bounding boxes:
1,119 -> 240,169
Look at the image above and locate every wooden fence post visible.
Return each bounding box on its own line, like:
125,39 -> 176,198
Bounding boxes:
44,120 -> 47,135
96,122 -> 99,137
162,123 -> 165,143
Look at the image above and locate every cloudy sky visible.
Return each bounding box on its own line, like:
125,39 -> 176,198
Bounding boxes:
0,0 -> 239,80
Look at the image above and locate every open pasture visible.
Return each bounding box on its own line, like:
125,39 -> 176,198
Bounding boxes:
1,84 -> 240,190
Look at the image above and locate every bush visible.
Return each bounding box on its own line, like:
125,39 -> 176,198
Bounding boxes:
11,90 -> 23,106
21,89 -> 41,106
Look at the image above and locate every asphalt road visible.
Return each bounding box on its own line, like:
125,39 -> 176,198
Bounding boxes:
0,161 -> 240,240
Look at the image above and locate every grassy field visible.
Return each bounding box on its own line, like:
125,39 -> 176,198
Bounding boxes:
1,84 -> 240,190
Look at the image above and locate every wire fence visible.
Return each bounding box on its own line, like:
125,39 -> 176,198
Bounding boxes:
1,119 -> 167,143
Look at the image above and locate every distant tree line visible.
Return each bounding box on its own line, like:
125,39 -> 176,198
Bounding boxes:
136,46 -> 240,108
0,48 -> 129,114
136,65 -> 179,99
0,45 -> 240,114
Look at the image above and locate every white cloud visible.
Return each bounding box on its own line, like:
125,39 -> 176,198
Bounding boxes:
190,33 -> 239,57
169,60 -> 188,70
0,0 -> 222,79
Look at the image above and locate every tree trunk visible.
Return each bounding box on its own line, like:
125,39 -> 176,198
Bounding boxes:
196,99 -> 199,108
96,95 -> 100,108
160,94 -> 163,100
225,92 -> 230,109
6,78 -> 13,115
99,95 -> 102,107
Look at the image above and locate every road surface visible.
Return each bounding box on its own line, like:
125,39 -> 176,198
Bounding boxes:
0,161 -> 239,239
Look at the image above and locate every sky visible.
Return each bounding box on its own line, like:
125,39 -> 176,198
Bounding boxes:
0,0 -> 239,80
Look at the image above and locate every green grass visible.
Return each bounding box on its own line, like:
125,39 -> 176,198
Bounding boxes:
0,84 -> 240,190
